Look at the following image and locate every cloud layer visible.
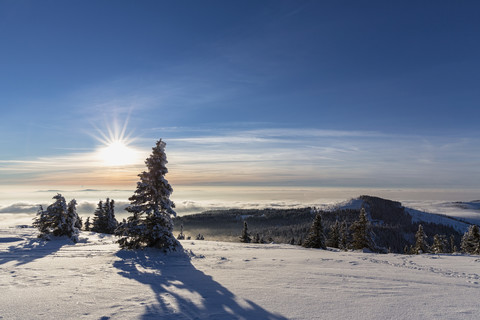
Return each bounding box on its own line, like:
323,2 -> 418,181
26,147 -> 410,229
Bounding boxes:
1,127 -> 480,190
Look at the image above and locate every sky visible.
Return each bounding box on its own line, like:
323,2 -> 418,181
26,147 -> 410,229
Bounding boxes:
1,0 -> 480,213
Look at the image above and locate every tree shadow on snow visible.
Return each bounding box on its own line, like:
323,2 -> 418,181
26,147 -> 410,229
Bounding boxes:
114,249 -> 287,320
0,237 -> 65,266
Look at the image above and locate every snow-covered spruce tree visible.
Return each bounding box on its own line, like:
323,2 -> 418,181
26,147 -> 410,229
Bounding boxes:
32,205 -> 50,237
84,217 -> 91,231
450,234 -> 457,253
303,213 -> 326,249
326,220 -> 341,248
339,220 -> 349,251
91,200 -> 106,232
350,208 -> 372,250
431,234 -> 448,254
91,198 -> 118,234
104,198 -> 118,234
66,199 -> 80,243
460,225 -> 480,254
240,221 -> 252,243
116,139 -> 179,251
33,194 -> 80,242
414,224 -> 429,254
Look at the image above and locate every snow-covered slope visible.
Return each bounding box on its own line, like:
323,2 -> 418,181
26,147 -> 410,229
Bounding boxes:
333,196 -> 475,233
403,200 -> 480,226
1,227 -> 480,319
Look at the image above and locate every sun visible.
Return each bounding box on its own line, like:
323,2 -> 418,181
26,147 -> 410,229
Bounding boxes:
92,117 -> 143,167
98,139 -> 141,166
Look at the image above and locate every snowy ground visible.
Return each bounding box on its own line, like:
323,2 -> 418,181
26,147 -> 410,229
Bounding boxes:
1,227 -> 480,320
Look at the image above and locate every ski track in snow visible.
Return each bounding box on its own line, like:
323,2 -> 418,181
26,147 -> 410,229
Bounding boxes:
1,227 -> 480,319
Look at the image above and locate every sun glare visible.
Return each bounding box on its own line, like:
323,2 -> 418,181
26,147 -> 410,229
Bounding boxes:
98,140 -> 140,166
92,116 -> 143,167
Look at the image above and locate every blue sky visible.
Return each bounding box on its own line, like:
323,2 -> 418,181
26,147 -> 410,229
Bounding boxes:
1,0 -> 479,201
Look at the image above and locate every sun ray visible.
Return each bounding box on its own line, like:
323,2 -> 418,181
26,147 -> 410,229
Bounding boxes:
90,116 -> 143,167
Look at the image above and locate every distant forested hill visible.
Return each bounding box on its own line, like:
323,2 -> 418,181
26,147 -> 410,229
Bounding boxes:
174,196 -> 472,253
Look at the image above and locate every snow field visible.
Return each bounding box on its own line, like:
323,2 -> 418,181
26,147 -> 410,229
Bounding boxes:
1,228 -> 480,319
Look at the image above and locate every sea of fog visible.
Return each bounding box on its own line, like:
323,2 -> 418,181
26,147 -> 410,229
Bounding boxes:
1,186 -> 479,227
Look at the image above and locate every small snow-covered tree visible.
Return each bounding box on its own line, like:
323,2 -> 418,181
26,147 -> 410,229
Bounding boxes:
84,217 -> 91,231
32,205 -> 49,236
104,198 -> 118,234
303,213 -> 326,249
91,200 -> 106,232
339,220 -> 349,250
350,208 -> 372,250
414,224 -> 429,254
177,224 -> 185,240
431,234 -> 448,254
461,225 -> 480,254
91,198 -> 118,234
66,199 -> 80,243
450,234 -> 457,253
240,221 -> 251,243
116,139 -> 179,251
33,194 -> 80,242
326,220 -> 341,248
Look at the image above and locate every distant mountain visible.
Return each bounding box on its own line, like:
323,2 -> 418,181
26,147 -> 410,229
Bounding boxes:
174,195 -> 476,253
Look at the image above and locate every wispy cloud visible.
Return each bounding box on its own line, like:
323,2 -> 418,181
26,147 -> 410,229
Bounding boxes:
1,126 -> 480,189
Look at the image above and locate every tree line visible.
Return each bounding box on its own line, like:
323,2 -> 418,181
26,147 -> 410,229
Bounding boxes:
238,207 -> 480,255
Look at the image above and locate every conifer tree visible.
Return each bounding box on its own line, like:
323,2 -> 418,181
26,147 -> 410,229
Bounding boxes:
33,194 -> 80,242
84,217 -> 91,231
91,198 -> 118,234
326,220 -> 341,248
414,224 -> 429,254
177,224 -> 185,240
116,139 -> 179,251
450,234 -> 457,253
460,225 -> 480,254
104,198 -> 118,234
350,208 -> 372,250
340,220 -> 349,250
240,221 -> 251,243
33,205 -> 49,236
431,234 -> 448,254
66,199 -> 80,243
91,200 -> 106,233
302,213 -> 326,249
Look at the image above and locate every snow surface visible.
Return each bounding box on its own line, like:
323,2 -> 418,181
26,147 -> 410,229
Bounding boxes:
1,227 -> 480,319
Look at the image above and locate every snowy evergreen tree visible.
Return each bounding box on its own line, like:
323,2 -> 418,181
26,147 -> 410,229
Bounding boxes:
350,208 -> 372,250
177,224 -> 185,240
240,221 -> 251,243
302,213 -> 326,249
460,225 -> 480,254
116,139 -> 179,251
116,212 -> 143,249
450,234 -> 457,253
91,199 -> 118,234
414,224 -> 429,254
340,220 -> 349,251
66,199 -> 80,243
32,205 -> 49,237
104,198 -> 118,234
326,220 -> 341,248
431,234 -> 448,254
33,194 -> 80,242
91,200 -> 106,232
84,217 -> 91,231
